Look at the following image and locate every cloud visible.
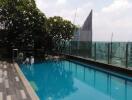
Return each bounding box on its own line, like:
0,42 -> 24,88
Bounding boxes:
56,0 -> 66,5
35,0 -> 93,25
92,0 -> 132,41
102,0 -> 131,13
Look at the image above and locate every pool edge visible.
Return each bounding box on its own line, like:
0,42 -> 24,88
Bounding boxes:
60,54 -> 132,77
14,63 -> 40,100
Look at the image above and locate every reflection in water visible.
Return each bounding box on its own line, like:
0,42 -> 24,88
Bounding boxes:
21,60 -> 77,100
20,60 -> 132,100
66,61 -> 132,100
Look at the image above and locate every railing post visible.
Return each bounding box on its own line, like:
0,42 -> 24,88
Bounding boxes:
76,41 -> 78,56
108,43 -> 110,64
94,42 -> 96,61
69,41 -> 70,54
77,41 -> 79,56
126,42 -> 128,68
69,41 -> 71,55
110,42 -> 113,64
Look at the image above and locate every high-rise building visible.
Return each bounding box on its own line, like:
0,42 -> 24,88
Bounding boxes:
80,10 -> 92,41
73,10 -> 92,42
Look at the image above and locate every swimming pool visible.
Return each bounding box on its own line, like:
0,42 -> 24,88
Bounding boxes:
20,60 -> 132,100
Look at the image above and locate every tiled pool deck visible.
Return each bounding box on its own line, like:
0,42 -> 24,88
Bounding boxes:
0,61 -> 32,100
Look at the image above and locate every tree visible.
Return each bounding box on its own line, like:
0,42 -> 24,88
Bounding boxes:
0,0 -> 47,49
47,16 -> 76,51
0,0 -> 47,58
47,16 -> 75,41
0,0 -> 76,57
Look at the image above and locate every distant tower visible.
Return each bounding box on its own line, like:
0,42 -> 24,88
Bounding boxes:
80,10 -> 92,41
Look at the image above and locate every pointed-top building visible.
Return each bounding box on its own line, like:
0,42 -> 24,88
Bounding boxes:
73,10 -> 93,42
82,10 -> 92,31
80,10 -> 92,41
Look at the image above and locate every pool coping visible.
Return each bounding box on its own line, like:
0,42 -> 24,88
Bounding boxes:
60,54 -> 132,77
14,63 -> 40,100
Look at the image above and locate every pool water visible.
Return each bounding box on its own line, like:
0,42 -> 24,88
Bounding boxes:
20,60 -> 132,100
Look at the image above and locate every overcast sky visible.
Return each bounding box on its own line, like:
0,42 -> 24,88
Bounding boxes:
35,0 -> 132,42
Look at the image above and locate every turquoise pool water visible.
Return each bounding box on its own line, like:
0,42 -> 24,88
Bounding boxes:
20,60 -> 132,100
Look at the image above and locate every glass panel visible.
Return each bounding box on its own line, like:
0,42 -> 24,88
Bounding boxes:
57,41 -> 131,68
96,42 -> 108,63
78,41 -> 92,58
128,43 -> 132,67
110,42 -> 126,67
59,40 -> 65,54
70,41 -> 78,56
91,42 -> 95,60
66,41 -> 71,54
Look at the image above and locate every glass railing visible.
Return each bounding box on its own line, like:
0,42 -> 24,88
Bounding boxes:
57,41 -> 132,68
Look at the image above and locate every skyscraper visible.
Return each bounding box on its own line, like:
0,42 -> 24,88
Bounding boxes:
71,10 -> 93,58
80,10 -> 92,42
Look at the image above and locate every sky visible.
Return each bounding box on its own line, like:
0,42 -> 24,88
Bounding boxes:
35,0 -> 132,42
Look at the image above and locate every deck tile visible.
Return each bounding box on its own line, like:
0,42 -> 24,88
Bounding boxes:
4,71 -> 7,77
5,79 -> 9,88
20,90 -> 27,99
0,61 -> 32,100
4,65 -> 7,69
0,78 -> 3,83
7,95 -> 12,100
0,92 -> 3,100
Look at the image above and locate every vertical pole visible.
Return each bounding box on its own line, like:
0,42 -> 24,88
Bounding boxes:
126,42 -> 128,68
94,42 -> 96,61
110,33 -> 113,64
69,41 -> 70,55
63,41 -> 65,54
60,41 -> 61,53
70,41 -> 71,55
108,43 -> 110,64
76,41 -> 77,56
110,42 -> 112,64
78,41 -> 80,56
76,41 -> 78,56
59,41 -> 60,54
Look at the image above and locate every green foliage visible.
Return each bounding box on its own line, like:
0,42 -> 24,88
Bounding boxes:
47,16 -> 76,41
0,0 -> 76,55
47,16 -> 76,52
0,0 -> 46,49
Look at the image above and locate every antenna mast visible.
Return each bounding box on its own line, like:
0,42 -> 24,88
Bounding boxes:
111,33 -> 113,43
73,8 -> 77,25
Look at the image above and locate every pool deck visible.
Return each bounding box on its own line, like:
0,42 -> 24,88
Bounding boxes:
0,61 -> 32,100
